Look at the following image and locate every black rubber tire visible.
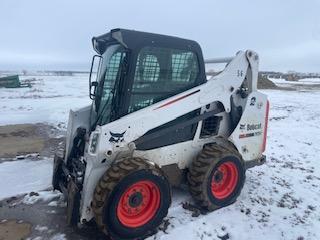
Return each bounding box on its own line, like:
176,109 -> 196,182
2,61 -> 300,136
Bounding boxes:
92,157 -> 171,240
188,141 -> 245,211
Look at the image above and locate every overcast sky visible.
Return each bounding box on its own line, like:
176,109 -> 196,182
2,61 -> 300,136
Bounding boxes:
0,0 -> 320,72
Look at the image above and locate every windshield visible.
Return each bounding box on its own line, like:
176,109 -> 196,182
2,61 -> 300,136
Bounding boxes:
93,44 -> 127,126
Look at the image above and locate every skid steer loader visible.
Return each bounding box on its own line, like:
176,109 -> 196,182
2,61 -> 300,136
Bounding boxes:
52,28 -> 269,239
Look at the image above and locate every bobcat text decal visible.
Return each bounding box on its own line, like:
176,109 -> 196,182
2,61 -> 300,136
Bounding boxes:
240,123 -> 262,131
239,123 -> 262,139
247,123 -> 262,131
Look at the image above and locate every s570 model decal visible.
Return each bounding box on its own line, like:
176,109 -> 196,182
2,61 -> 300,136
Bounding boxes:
239,131 -> 262,139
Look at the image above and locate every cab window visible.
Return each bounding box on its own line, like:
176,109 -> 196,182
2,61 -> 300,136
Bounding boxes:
129,47 -> 199,113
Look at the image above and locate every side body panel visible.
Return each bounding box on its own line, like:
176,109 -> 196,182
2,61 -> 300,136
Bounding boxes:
229,92 -> 268,161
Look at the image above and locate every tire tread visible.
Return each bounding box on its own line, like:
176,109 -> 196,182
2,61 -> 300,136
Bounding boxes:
187,139 -> 245,210
92,157 -> 169,239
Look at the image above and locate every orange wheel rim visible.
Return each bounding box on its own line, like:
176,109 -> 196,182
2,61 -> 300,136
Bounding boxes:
211,162 -> 238,199
117,180 -> 160,228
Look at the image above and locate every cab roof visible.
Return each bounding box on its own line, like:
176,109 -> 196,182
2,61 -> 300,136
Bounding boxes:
92,28 -> 203,57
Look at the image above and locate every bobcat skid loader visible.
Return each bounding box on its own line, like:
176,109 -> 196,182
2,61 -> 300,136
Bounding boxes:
52,28 -> 269,239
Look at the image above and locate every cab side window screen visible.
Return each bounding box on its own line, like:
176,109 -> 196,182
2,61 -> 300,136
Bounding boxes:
129,47 -> 199,113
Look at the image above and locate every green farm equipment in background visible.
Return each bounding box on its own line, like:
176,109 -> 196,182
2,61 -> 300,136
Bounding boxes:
0,75 -> 31,88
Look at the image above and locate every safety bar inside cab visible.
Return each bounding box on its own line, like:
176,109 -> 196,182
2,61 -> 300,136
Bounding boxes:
204,57 -> 233,64
204,57 -> 234,76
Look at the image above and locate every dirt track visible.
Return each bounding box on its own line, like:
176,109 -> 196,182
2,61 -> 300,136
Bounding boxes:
0,193 -> 106,240
0,123 -> 106,240
0,220 -> 32,240
0,124 -> 64,160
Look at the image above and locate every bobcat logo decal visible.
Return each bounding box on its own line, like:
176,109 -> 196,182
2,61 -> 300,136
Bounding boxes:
250,97 -> 256,106
109,131 -> 126,143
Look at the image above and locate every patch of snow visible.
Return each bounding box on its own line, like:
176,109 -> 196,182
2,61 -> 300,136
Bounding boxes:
48,201 -> 59,207
0,75 -> 91,127
268,77 -> 288,85
50,233 -> 67,240
22,190 -> 62,205
34,237 -> 42,240
295,78 -> 320,84
0,158 -> 53,200
269,77 -> 320,87
29,237 -> 42,240
15,153 -> 40,160
47,210 -> 57,214
35,225 -> 49,232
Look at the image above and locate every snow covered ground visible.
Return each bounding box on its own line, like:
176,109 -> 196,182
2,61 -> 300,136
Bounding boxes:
0,74 -> 90,127
0,75 -> 320,239
0,158 -> 53,200
269,77 -> 320,87
148,88 -> 320,240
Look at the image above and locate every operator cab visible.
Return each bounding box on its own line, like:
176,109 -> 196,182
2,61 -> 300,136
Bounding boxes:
89,28 -> 207,130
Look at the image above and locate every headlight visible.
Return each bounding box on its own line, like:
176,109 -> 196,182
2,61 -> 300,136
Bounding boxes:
90,133 -> 100,153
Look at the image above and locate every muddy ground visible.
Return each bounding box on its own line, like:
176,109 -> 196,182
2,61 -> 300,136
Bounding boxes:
0,193 -> 106,240
0,123 -> 170,240
0,123 -> 64,160
0,123 -> 98,240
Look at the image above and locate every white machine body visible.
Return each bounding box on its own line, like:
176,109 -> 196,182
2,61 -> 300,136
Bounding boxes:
63,50 -> 269,222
